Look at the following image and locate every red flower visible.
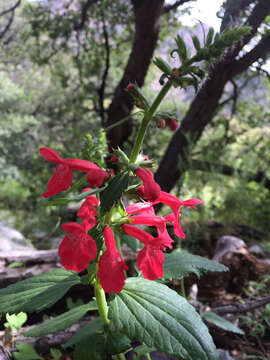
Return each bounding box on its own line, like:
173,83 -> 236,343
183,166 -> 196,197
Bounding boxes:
125,202 -> 155,217
77,188 -> 99,227
152,191 -> 203,238
122,223 -> 172,280
40,147 -> 108,197
135,168 -> 160,201
58,220 -> 97,272
97,226 -> 128,293
86,167 -> 109,187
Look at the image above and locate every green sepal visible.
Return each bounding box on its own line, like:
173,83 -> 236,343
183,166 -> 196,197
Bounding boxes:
100,171 -> 129,215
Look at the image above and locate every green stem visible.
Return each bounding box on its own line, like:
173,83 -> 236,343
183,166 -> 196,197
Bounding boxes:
105,111 -> 143,131
116,354 -> 126,360
129,80 -> 172,163
145,353 -> 152,360
94,280 -> 110,327
180,278 -> 186,298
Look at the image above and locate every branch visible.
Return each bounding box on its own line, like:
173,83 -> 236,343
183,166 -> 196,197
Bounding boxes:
98,14 -> 110,126
212,295 -> 270,315
73,0 -> 100,30
0,0 -> 21,17
0,0 -> 21,40
220,0 -> 253,32
228,0 -> 270,59
231,32 -> 270,77
162,0 -> 195,14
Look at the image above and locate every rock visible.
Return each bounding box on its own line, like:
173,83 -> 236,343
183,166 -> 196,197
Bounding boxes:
0,222 -> 33,251
213,236 -> 246,262
248,244 -> 264,257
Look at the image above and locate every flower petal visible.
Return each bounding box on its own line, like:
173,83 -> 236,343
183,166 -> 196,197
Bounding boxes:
122,224 -> 154,244
65,159 -> 100,172
97,227 -> 128,293
87,168 -> 109,187
39,147 -> 63,164
137,246 -> 164,280
42,164 -> 72,197
135,168 -> 160,201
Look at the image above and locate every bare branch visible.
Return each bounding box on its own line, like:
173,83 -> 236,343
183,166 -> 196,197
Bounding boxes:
212,295 -> 270,315
0,0 -> 21,40
73,0 -> 100,30
0,0 -> 21,17
163,0 -> 195,14
98,14 -> 110,126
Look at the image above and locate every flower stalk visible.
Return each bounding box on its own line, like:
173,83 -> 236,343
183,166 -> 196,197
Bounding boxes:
129,80 -> 172,164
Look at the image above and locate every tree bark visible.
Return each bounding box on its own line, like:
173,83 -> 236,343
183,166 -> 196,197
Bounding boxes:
155,0 -> 270,192
106,0 -> 164,149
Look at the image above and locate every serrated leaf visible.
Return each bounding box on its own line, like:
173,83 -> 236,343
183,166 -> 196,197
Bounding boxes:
63,317 -> 103,348
100,172 -> 129,215
109,278 -> 218,360
0,269 -> 79,313
134,344 -> 156,357
13,344 -> 43,360
74,334 -> 106,360
163,250 -> 228,280
203,311 -> 245,335
25,301 -> 97,337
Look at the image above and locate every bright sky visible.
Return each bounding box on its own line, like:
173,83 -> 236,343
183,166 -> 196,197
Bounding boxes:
181,0 -> 223,30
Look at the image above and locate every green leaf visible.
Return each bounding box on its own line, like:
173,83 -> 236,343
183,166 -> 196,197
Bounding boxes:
13,344 -> 43,360
0,269 -> 80,313
63,317 -> 103,348
134,344 -> 156,358
25,301 -> 97,337
203,311 -> 245,335
100,172 -> 129,215
109,278 -> 218,360
163,250 -> 228,280
74,334 -> 106,360
106,331 -> 131,355
192,35 -> 201,51
206,28 -> 215,45
5,312 -> 27,331
50,348 -> 62,360
42,187 -> 106,207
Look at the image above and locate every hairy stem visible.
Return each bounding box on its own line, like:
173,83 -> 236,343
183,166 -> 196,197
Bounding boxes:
129,80 -> 172,163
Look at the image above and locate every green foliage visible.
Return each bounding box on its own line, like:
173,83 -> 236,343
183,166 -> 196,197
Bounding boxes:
25,301 -> 97,337
74,334 -> 106,360
109,277 -> 218,360
4,312 -> 27,331
63,317 -> 103,348
163,249 -> 228,280
100,172 -> 130,215
82,130 -> 107,168
203,311 -> 244,335
0,269 -> 79,313
13,344 -> 42,360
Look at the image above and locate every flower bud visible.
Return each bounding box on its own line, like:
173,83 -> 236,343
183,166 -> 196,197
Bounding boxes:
111,155 -> 118,163
156,118 -> 166,129
127,83 -> 134,91
168,118 -> 178,131
172,68 -> 180,78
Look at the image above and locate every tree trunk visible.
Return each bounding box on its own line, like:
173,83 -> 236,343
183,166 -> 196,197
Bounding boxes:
106,0 -> 164,149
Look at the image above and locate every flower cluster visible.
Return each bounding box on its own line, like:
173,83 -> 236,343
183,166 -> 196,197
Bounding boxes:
40,147 -> 202,293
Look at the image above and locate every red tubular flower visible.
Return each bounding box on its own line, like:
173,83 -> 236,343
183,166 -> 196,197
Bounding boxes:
122,224 -> 172,280
97,226 -> 128,293
40,147 -> 108,197
58,220 -> 97,272
125,202 -> 155,217
152,191 -> 203,238
77,188 -> 99,227
86,167 -> 109,187
135,168 -> 160,201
